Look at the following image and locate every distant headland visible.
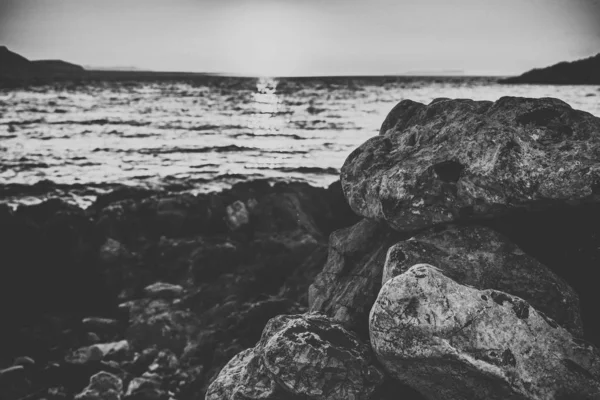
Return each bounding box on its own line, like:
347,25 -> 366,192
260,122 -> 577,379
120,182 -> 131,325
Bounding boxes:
0,46 -> 86,81
0,46 -> 218,87
499,52 -> 600,85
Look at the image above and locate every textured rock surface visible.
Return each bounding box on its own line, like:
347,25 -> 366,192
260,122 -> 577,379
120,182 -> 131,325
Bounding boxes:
308,219 -> 404,337
205,348 -> 292,400
207,313 -> 384,400
0,180 -> 359,400
382,224 -> 583,337
74,371 -> 123,400
342,97 -> 600,232
370,264 -> 600,400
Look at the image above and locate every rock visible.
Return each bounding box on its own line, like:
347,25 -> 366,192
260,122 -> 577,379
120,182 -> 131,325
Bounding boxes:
143,282 -> 184,299
146,349 -> 178,374
258,313 -> 384,399
125,299 -> 198,355
207,313 -> 384,400
205,348 -> 286,400
225,200 -> 250,231
66,341 -> 130,367
124,375 -> 166,400
13,356 -> 36,367
0,364 -> 25,378
65,346 -> 104,365
480,204 -> 600,346
382,224 -> 583,337
308,219 -> 405,337
82,317 -> 120,334
94,341 -> 131,362
128,347 -> 159,375
75,371 -> 123,400
342,97 -> 600,232
370,264 -> 600,400
86,332 -> 102,344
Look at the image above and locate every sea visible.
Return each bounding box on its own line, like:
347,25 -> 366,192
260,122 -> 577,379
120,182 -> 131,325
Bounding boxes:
1,76 -> 599,208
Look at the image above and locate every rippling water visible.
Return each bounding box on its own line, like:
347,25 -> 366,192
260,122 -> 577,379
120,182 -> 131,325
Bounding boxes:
1,76 -> 599,206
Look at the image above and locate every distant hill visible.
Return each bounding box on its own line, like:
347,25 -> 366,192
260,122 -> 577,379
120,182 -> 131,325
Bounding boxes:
0,46 -> 87,85
499,53 -> 600,85
0,45 -> 36,78
32,59 -> 86,74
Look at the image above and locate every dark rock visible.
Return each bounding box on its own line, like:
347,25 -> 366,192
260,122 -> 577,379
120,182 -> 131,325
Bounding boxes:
82,318 -> 120,333
342,97 -> 600,232
309,219 -> 406,337
74,371 -> 123,400
125,299 -> 196,356
481,203 -> 600,346
383,224 -> 583,337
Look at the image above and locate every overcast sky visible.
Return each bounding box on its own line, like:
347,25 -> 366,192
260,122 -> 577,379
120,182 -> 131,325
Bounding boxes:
1,0 -> 599,76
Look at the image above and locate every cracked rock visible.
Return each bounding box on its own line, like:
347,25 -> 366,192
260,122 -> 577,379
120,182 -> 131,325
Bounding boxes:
207,313 -> 384,400
342,97 -> 600,232
370,264 -> 600,400
382,224 -> 583,337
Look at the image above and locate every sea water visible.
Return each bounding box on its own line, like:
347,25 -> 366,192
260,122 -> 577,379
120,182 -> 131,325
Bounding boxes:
1,76 -> 599,207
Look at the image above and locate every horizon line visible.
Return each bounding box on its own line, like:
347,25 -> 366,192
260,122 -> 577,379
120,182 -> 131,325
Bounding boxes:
83,68 -> 511,79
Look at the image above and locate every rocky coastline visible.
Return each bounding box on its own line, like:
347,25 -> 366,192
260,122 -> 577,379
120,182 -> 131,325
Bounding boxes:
3,96 -> 600,399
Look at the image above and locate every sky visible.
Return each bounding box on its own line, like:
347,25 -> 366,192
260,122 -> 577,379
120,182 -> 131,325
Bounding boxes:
0,0 -> 599,77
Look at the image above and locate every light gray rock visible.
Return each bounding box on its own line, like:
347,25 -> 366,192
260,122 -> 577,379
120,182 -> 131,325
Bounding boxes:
370,264 -> 600,400
143,282 -> 184,299
342,97 -> 600,232
382,224 -> 583,337
65,341 -> 131,365
125,375 -> 166,400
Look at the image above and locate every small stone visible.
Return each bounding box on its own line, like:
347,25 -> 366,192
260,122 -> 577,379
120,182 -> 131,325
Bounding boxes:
82,317 -> 120,333
86,332 -> 101,344
13,356 -> 35,367
125,376 -> 166,400
74,371 -> 123,400
225,200 -> 250,231
143,282 -> 184,300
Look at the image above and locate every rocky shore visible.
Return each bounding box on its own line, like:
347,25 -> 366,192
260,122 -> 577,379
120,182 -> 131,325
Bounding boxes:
0,180 -> 358,399
3,95 -> 600,399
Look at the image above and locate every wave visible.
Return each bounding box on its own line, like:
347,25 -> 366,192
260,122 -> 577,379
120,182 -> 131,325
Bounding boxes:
229,132 -> 308,140
251,166 -> 339,175
49,119 -> 151,127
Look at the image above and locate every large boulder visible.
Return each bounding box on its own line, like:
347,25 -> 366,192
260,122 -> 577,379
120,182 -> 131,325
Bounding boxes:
370,264 -> 600,400
342,97 -> 600,232
207,313 -> 384,400
382,224 -> 583,337
308,219 -> 405,337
